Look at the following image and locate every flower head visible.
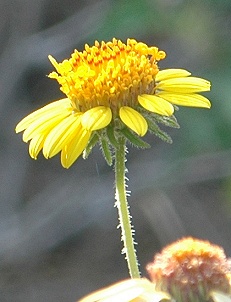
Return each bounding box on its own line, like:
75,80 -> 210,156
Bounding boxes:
16,38 -> 211,168
146,237 -> 231,302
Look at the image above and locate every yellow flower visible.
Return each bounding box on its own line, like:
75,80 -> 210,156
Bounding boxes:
146,237 -> 231,302
16,38 -> 211,168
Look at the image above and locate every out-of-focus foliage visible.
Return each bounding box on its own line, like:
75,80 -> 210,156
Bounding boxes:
1,0 -> 231,301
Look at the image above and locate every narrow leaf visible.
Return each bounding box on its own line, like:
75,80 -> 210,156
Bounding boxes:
147,119 -> 173,144
101,138 -> 113,166
120,127 -> 151,149
154,114 -> 180,129
106,124 -> 119,148
83,132 -> 99,159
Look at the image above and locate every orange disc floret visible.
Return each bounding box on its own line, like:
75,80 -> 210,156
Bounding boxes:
146,237 -> 231,302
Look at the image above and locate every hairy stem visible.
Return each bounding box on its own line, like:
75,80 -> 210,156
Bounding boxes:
114,136 -> 140,278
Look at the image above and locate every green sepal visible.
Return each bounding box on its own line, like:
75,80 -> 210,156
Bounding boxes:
100,138 -> 113,166
120,127 -> 151,149
106,124 -> 119,148
154,114 -> 180,129
139,106 -> 180,129
147,119 -> 173,144
83,132 -> 99,159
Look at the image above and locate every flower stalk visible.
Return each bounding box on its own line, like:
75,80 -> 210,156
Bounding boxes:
115,136 -> 140,278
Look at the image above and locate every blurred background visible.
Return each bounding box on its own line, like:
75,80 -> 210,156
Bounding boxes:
1,0 -> 231,301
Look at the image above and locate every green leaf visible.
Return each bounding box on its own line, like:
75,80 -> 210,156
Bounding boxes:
147,119 -> 173,144
83,132 -> 99,159
120,127 -> 151,149
100,138 -> 113,166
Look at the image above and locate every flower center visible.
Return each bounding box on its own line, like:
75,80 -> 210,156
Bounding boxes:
48,38 -> 166,114
147,238 -> 231,302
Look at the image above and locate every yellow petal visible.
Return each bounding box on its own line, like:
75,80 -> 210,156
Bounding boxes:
155,69 -> 191,82
119,107 -> 147,136
138,94 -> 174,116
22,110 -> 71,142
81,106 -> 112,131
79,278 -> 170,302
29,133 -> 46,159
15,98 -> 71,133
43,113 -> 83,158
156,77 -> 211,93
79,279 -> 145,302
61,129 -> 91,168
158,92 -> 211,108
210,291 -> 231,302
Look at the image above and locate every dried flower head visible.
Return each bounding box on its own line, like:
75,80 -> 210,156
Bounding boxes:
146,237 -> 231,302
